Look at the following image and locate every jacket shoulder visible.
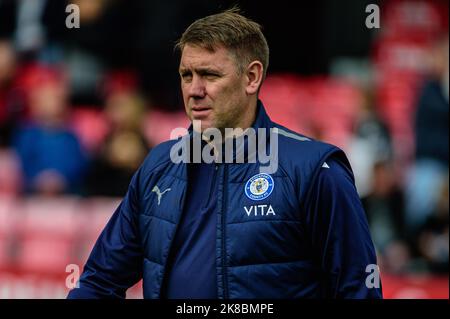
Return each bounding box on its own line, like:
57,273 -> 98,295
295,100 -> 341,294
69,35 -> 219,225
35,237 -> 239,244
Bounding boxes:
271,123 -> 353,200
140,138 -> 180,174
272,123 -> 342,162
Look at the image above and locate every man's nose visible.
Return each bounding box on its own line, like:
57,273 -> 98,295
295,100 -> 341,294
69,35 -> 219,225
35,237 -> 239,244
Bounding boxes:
188,75 -> 206,99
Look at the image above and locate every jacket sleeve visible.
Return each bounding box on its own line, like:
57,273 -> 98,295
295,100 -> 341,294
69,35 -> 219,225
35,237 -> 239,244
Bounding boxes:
67,170 -> 143,299
303,156 -> 383,299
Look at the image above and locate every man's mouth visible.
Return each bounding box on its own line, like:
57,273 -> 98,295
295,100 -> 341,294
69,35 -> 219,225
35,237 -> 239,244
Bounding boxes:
191,106 -> 212,118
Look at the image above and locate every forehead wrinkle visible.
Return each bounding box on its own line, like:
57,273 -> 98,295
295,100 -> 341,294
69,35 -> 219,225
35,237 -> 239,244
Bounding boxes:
180,45 -> 234,73
180,58 -> 224,73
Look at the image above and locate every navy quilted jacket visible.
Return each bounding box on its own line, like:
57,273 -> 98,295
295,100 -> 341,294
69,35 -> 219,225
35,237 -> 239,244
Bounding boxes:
68,101 -> 382,299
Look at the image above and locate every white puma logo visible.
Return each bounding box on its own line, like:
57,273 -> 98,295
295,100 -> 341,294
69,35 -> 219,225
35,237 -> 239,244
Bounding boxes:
152,186 -> 171,205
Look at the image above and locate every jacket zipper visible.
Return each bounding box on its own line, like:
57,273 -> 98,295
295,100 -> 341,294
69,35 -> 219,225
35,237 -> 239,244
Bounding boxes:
221,163 -> 229,299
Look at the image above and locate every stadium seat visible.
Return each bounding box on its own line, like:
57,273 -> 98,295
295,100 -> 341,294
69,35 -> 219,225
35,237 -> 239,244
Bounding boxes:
16,197 -> 81,239
0,197 -> 18,237
70,107 -> 109,153
0,235 -> 11,271
16,236 -> 74,275
71,197 -> 120,264
259,74 -> 308,134
0,150 -> 22,196
143,109 -> 190,146
381,0 -> 448,40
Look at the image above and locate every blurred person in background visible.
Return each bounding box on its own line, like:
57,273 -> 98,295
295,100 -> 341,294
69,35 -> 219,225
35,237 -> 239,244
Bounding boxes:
0,0 -> 136,106
347,86 -> 393,198
86,84 -> 150,197
405,35 -> 449,236
11,65 -> 88,195
61,0 -> 128,106
0,39 -> 17,146
0,0 -> 47,58
416,174 -> 449,274
0,39 -> 28,196
361,161 -> 410,274
348,86 -> 412,273
0,39 -> 27,148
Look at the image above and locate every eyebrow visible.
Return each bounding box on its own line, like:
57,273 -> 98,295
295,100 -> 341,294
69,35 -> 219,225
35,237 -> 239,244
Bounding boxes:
179,67 -> 222,75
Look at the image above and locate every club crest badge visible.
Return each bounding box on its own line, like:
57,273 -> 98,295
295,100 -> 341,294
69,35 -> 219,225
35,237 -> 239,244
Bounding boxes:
244,173 -> 274,201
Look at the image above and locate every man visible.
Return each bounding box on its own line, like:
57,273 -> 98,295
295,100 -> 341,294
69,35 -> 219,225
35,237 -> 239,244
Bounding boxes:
68,9 -> 382,299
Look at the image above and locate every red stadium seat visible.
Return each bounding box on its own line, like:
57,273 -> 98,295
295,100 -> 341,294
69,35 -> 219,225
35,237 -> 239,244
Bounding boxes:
0,197 -> 18,237
143,110 -> 190,146
259,73 -> 309,134
16,236 -> 74,275
16,197 -> 81,240
70,107 -> 109,153
88,198 -> 119,232
12,197 -> 83,275
0,199 -> 18,271
381,0 -> 448,39
0,236 -> 11,270
72,198 -> 120,264
260,74 -> 363,148
0,150 -> 22,196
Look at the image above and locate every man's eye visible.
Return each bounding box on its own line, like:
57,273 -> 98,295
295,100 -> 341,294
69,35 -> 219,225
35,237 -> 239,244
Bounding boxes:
205,73 -> 219,79
181,73 -> 192,81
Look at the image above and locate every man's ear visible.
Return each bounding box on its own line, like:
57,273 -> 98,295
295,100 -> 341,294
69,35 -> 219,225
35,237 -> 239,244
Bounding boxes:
245,61 -> 264,95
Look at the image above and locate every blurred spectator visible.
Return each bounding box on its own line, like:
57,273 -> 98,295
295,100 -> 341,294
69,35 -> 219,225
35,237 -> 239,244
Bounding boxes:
62,0 -> 121,106
13,0 -> 47,55
416,176 -> 449,274
362,161 -> 408,268
352,84 -> 421,275
0,39 -> 19,146
348,87 -> 393,197
405,35 -> 449,234
381,240 -> 413,275
0,148 -> 22,196
11,65 -> 88,195
85,87 -> 149,197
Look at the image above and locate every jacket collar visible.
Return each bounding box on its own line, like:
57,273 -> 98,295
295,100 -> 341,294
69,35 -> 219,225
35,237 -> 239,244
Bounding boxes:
251,99 -> 273,131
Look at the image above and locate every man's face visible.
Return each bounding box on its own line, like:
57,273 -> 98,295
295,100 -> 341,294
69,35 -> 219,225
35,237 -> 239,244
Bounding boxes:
179,44 -> 251,132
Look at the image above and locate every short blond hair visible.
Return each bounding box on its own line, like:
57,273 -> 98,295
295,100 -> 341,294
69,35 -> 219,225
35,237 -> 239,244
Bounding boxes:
175,8 -> 269,80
